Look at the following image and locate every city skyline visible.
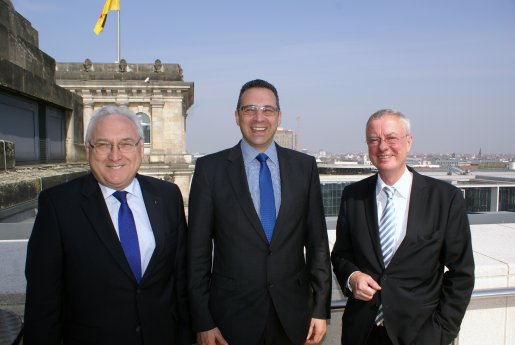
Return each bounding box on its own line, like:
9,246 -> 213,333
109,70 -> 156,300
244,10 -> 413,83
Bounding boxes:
10,0 -> 515,155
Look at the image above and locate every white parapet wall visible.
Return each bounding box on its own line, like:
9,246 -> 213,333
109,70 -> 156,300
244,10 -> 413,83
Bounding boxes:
327,223 -> 515,345
0,222 -> 32,294
455,223 -> 515,345
0,222 -> 514,344
0,240 -> 27,294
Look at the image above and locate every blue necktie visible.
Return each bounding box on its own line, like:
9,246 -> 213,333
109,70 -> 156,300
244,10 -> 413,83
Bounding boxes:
256,153 -> 276,243
113,191 -> 142,283
375,186 -> 396,325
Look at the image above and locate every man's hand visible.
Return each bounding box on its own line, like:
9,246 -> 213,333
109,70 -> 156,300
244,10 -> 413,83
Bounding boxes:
196,327 -> 228,345
306,318 -> 326,344
350,271 -> 381,301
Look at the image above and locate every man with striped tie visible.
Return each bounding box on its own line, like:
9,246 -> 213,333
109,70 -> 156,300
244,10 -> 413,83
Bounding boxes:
331,109 -> 475,345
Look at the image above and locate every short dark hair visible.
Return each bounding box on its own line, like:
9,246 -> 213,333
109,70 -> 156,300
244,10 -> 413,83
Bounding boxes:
236,79 -> 280,110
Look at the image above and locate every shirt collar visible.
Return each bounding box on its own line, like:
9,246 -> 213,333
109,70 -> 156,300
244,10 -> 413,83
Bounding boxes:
98,177 -> 142,200
376,166 -> 413,199
240,139 -> 279,166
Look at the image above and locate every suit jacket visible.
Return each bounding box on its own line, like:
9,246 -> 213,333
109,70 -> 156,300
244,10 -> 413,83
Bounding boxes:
331,167 -> 475,345
24,173 -> 191,345
187,143 -> 331,345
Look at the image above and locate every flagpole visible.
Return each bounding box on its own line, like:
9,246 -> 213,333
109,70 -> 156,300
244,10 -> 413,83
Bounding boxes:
93,0 -> 121,61
116,8 -> 120,63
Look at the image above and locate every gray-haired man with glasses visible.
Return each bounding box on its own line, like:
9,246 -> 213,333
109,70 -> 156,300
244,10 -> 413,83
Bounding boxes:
331,109 -> 474,345
188,79 -> 331,345
25,106 -> 192,345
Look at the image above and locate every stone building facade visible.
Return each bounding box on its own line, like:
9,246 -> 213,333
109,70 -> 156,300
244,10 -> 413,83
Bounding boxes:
54,60 -> 195,201
0,0 -> 82,166
1,0 -> 195,209
55,59 -> 194,166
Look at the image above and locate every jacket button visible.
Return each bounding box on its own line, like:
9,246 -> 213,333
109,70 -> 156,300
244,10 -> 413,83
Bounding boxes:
135,326 -> 141,332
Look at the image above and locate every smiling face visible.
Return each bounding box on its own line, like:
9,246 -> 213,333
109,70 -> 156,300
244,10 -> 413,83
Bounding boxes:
86,113 -> 143,190
366,114 -> 412,185
235,87 -> 282,152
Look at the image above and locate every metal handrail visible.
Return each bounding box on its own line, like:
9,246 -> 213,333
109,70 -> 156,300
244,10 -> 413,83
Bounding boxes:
330,287 -> 515,310
470,287 -> 515,299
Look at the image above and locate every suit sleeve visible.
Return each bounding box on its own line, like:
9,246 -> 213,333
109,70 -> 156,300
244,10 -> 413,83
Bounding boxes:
173,185 -> 194,344
431,187 -> 475,344
24,190 -> 64,345
187,158 -> 217,332
305,157 -> 332,319
330,188 -> 361,296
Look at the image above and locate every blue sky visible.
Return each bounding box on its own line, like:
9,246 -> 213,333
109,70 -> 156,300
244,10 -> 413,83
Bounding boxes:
10,0 -> 515,155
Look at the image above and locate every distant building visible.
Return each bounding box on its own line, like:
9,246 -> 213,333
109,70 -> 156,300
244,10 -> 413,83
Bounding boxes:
274,127 -> 297,150
435,158 -> 472,168
318,168 -> 515,216
406,157 -> 422,166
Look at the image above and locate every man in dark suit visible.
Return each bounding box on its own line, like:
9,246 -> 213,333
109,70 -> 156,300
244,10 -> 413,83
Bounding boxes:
331,109 -> 475,345
188,79 -> 331,345
24,106 -> 190,345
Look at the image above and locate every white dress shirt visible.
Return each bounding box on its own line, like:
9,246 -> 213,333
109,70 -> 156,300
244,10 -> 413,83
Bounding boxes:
99,178 -> 156,275
347,166 -> 413,291
376,166 -> 413,255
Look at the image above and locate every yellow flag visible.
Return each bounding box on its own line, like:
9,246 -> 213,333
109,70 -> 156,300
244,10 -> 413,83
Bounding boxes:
93,0 -> 120,35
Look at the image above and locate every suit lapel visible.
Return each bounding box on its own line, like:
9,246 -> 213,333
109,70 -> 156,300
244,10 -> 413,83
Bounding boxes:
364,174 -> 385,267
137,175 -> 165,283
272,146 -> 292,243
80,173 -> 135,281
380,168 -> 429,267
226,144 -> 269,244
401,169 -> 429,245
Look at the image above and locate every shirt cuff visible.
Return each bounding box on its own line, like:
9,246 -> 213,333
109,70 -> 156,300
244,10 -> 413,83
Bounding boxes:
346,271 -> 359,292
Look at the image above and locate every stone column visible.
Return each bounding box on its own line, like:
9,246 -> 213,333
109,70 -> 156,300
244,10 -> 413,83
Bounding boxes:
82,100 -> 94,141
116,88 -> 129,107
172,170 -> 194,214
0,140 -> 15,170
64,108 -> 76,161
149,97 -> 165,163
162,97 -> 186,164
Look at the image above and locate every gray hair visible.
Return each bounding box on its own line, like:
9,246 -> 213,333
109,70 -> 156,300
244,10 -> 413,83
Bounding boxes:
366,109 -> 411,135
85,106 -> 144,144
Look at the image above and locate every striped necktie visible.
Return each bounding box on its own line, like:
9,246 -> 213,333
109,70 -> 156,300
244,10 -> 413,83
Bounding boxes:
379,186 -> 396,267
375,186 -> 396,325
